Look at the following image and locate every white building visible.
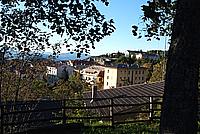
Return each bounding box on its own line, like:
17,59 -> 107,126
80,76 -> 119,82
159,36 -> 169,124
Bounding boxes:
126,50 -> 160,60
135,53 -> 143,59
46,64 -> 74,85
47,66 -> 57,76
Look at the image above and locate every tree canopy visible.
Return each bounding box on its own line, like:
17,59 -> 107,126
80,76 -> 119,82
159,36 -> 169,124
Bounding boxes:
0,0 -> 115,57
133,0 -> 176,41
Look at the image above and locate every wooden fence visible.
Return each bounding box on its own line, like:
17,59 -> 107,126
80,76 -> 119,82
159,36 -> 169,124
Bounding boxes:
0,96 -> 175,134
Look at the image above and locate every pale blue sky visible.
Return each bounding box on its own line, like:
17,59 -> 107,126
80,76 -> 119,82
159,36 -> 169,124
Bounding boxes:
89,0 -> 170,56
2,1 -> 170,56
44,0 -> 170,56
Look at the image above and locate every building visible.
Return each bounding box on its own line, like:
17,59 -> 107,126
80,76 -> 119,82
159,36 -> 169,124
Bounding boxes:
143,53 -> 160,60
104,64 -> 148,89
125,50 -> 160,60
135,53 -> 143,59
91,56 -> 113,66
83,81 -> 164,121
66,59 -> 98,70
46,64 -> 74,85
125,50 -> 141,58
80,65 -> 104,85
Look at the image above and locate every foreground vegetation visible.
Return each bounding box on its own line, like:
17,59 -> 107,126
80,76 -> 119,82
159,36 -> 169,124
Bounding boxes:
84,120 -> 200,134
84,122 -> 159,134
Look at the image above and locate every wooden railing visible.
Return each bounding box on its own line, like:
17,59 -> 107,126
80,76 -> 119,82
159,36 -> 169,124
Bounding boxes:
0,96 -> 163,134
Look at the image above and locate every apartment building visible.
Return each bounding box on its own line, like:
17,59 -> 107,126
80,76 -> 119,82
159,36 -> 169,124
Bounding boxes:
104,64 -> 148,89
80,65 -> 104,85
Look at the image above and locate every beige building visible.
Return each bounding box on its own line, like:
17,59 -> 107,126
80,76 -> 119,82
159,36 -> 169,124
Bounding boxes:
104,65 -> 148,89
80,65 -> 104,85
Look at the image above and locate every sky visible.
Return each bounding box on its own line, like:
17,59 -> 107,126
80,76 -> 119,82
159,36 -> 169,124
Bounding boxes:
87,0 -> 170,56
0,1 -> 170,56
16,0 -> 170,56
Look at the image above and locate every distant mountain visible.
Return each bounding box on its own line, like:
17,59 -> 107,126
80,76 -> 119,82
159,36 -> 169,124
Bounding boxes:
42,52 -> 90,61
4,50 -> 90,61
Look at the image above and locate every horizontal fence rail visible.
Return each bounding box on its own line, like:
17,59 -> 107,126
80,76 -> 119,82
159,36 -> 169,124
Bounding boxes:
0,95 -> 199,134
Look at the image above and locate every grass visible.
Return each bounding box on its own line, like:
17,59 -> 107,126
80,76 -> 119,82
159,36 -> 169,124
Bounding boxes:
83,121 -> 159,134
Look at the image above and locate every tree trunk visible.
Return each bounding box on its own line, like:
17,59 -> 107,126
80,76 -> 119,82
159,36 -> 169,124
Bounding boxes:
160,0 -> 200,134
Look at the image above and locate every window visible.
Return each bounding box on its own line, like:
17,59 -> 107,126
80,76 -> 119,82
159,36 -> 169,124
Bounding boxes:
119,83 -> 122,86
135,71 -> 137,74
107,76 -> 109,79
107,70 -> 109,73
107,82 -> 109,86
142,71 -> 144,74
139,71 -> 141,74
99,78 -> 102,81
135,77 -> 137,80
139,77 -> 140,80
142,77 -> 144,80
128,71 -> 130,74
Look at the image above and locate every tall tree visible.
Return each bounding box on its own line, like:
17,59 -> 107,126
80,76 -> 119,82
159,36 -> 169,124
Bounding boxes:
134,0 -> 199,133
160,0 -> 200,133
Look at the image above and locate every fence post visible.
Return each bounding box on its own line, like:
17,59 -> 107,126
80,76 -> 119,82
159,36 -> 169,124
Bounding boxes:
62,99 -> 66,125
149,97 -> 153,119
109,98 -> 114,126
